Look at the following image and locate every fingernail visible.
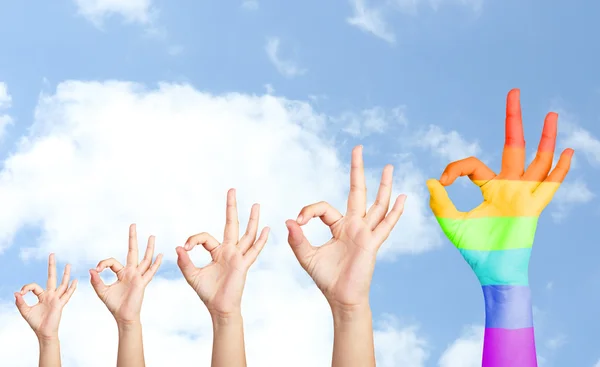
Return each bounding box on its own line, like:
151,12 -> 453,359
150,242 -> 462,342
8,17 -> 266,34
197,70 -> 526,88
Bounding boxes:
296,215 -> 303,223
440,174 -> 448,183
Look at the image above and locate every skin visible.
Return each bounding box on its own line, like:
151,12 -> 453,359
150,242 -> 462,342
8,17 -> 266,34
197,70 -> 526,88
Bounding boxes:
426,88 -> 574,366
176,188 -> 270,367
89,224 -> 163,367
286,145 -> 406,367
15,253 -> 78,367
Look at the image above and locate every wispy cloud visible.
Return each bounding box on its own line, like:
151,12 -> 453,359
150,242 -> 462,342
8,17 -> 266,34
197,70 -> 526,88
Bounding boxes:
241,0 -> 259,10
550,179 -> 594,222
72,0 -> 156,27
167,45 -> 184,56
415,125 -> 481,162
545,334 -> 567,350
339,106 -> 407,137
265,38 -> 307,78
562,124 -> 600,166
347,0 -> 485,43
0,82 -> 13,139
347,0 -> 396,43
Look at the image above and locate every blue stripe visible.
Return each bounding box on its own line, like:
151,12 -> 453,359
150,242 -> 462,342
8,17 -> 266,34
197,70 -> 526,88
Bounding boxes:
482,285 -> 533,329
458,248 -> 531,286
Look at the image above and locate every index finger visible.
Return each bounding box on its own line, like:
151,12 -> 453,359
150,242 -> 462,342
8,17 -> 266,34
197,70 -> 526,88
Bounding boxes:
126,223 -> 139,266
346,145 -> 367,216
500,89 -> 526,177
46,253 -> 57,290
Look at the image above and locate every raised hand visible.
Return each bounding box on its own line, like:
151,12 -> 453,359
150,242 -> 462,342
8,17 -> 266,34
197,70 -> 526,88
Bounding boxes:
426,88 -> 574,367
426,89 -> 573,285
286,145 -> 406,310
15,253 -> 77,341
176,189 -> 269,317
89,224 -> 163,325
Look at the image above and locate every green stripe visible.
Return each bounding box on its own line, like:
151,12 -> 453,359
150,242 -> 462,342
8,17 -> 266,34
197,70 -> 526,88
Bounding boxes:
435,216 -> 538,251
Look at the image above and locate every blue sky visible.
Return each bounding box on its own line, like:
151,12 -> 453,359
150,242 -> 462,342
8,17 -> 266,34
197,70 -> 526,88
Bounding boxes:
0,0 -> 599,366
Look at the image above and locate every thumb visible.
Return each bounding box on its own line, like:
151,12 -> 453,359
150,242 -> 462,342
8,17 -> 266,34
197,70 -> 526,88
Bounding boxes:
175,246 -> 197,280
89,269 -> 108,298
14,292 -> 30,317
426,179 -> 463,219
285,220 -> 315,270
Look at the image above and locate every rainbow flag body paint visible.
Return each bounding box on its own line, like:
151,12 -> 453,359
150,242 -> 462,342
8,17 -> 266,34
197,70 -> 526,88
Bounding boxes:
427,89 -> 573,367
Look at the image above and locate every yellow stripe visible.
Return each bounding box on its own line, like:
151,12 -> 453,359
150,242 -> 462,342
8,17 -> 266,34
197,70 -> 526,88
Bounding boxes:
431,180 -> 561,219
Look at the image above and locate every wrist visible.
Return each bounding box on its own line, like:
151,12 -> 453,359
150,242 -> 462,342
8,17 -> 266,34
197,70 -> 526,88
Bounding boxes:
211,311 -> 243,328
37,334 -> 60,345
482,285 -> 533,329
117,319 -> 142,333
330,302 -> 372,325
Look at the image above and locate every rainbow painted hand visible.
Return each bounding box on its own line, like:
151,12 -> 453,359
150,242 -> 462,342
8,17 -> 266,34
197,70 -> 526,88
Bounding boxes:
426,89 -> 573,367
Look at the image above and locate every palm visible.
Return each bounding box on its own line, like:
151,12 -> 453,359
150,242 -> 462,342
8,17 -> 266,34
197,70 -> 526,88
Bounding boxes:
176,189 -> 270,317
189,246 -> 247,313
101,271 -> 146,322
308,218 -> 376,306
23,298 -> 63,338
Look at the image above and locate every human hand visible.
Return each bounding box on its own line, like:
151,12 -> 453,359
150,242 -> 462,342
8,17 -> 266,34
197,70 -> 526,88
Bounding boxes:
89,224 -> 163,325
15,253 -> 77,341
176,189 -> 269,318
285,146 -> 406,311
426,89 -> 574,285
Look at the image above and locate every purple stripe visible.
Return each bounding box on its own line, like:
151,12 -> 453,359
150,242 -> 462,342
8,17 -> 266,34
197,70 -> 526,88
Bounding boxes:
483,285 -> 533,329
482,327 -> 537,367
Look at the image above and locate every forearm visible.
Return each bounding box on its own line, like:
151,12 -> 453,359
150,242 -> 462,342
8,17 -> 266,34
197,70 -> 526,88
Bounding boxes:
331,304 -> 375,367
211,312 -> 246,367
117,321 -> 146,367
38,337 -> 61,367
482,285 -> 537,367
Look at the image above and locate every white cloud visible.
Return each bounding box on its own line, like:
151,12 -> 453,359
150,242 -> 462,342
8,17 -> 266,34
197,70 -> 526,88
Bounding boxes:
594,359 -> 600,367
265,38 -> 307,78
374,315 -> 429,366
241,0 -> 259,10
0,80 -> 439,365
347,0 -> 396,43
416,125 -> 481,162
438,325 -> 483,367
73,0 -> 155,26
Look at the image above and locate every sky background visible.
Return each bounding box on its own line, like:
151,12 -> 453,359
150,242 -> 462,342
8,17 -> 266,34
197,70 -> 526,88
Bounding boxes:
0,0 -> 599,366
